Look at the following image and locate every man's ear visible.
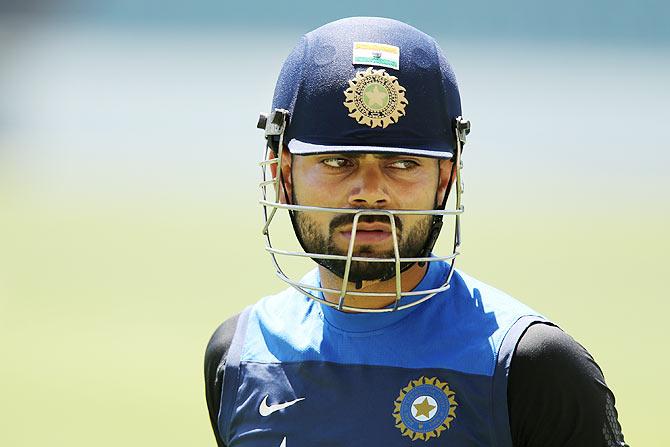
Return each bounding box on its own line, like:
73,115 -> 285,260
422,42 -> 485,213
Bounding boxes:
437,159 -> 456,205
268,146 -> 293,204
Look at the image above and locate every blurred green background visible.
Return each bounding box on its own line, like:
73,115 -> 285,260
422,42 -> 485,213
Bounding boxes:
1,1 -> 668,445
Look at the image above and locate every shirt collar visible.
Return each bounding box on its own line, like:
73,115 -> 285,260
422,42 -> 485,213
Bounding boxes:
315,260 -> 450,333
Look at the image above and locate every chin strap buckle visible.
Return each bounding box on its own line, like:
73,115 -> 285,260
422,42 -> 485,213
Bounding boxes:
455,116 -> 471,146
419,217 -> 444,266
257,109 -> 290,138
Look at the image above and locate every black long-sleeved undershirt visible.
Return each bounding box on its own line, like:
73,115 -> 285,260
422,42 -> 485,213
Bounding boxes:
204,318 -> 628,446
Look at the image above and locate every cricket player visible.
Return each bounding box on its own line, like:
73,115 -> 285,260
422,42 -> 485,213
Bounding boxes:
205,17 -> 628,446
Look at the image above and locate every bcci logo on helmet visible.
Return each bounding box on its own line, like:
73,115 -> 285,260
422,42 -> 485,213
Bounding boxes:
343,67 -> 408,129
393,376 -> 458,441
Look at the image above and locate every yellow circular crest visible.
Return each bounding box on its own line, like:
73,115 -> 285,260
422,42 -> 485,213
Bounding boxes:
392,376 -> 458,442
343,67 -> 408,128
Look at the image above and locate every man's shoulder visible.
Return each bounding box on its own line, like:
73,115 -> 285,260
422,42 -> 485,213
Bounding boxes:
205,286 -> 314,357
204,312 -> 243,447
254,284 -> 315,315
204,313 -> 242,376
507,323 -> 628,446
450,268 -> 543,320
513,323 -> 602,379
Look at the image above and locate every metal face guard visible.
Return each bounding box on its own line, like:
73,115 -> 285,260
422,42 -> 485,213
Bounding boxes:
257,110 -> 469,313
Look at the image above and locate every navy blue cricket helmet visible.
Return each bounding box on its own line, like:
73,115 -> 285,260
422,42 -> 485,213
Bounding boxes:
257,17 -> 471,312
270,17 -> 463,158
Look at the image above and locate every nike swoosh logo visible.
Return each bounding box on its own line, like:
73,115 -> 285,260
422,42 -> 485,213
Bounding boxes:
259,395 -> 305,416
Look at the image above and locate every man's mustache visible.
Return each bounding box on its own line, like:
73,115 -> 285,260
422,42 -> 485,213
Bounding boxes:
329,212 -> 403,233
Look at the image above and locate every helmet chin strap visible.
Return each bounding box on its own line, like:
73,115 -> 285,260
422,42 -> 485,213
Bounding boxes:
417,169 -> 453,268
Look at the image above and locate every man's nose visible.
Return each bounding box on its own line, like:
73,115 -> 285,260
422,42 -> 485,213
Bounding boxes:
347,164 -> 390,208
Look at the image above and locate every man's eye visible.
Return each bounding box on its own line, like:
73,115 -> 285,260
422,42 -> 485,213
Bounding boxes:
322,158 -> 352,168
389,160 -> 419,169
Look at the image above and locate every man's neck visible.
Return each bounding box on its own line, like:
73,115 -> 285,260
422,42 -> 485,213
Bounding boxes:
318,263 -> 429,311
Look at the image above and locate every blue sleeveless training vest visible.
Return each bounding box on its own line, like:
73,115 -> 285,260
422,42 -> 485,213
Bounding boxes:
218,261 -> 546,446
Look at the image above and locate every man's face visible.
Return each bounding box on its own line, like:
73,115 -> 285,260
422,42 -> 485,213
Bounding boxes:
282,152 -> 453,282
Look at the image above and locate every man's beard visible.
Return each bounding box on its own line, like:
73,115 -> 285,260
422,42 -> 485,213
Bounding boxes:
293,211 -> 432,283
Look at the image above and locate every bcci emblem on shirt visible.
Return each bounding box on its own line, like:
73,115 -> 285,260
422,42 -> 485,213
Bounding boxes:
393,376 -> 458,441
